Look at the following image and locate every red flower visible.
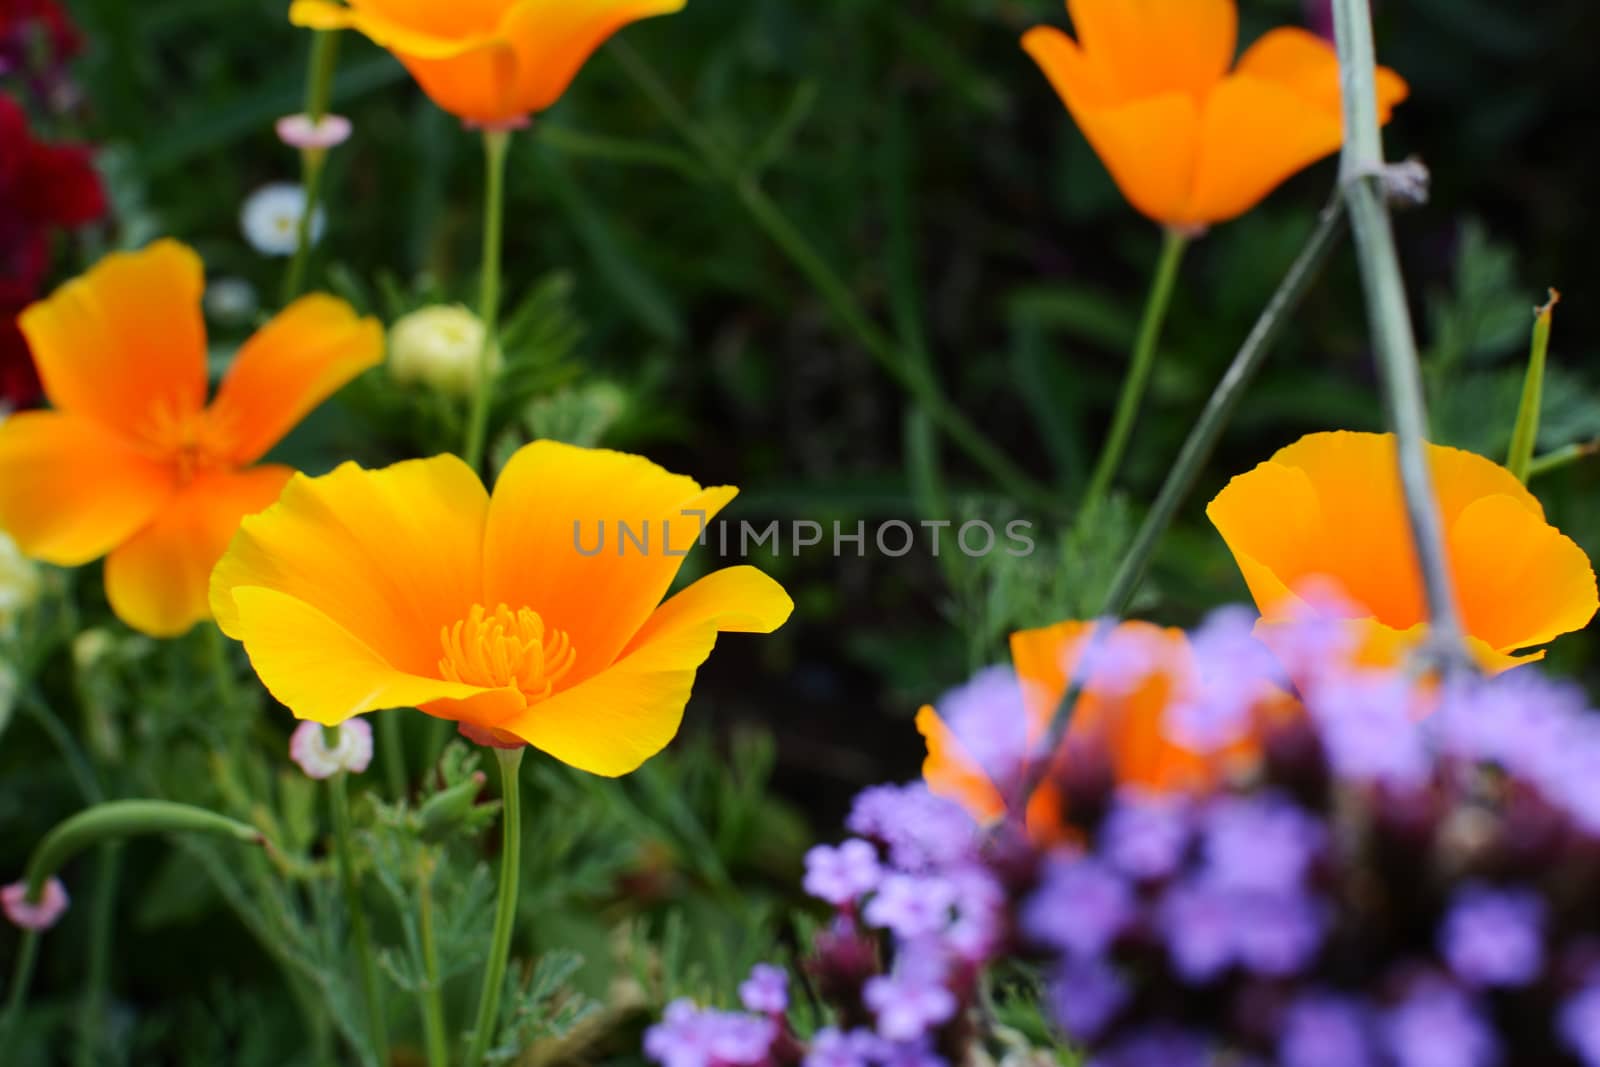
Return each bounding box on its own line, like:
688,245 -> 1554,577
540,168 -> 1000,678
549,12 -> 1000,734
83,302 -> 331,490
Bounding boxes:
0,93 -> 106,409
0,0 -> 81,73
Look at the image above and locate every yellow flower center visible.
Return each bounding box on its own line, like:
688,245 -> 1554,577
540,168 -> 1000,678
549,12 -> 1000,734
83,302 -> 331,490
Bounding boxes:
438,604 -> 577,701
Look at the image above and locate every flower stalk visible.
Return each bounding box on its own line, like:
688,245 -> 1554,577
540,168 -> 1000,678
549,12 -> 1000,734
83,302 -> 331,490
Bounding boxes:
462,128 -> 513,474
1506,290 -> 1559,483
328,767 -> 389,1066
1079,228 -> 1190,519
463,745 -> 525,1066
1331,0 -> 1468,669
284,29 -> 342,303
1101,202 -> 1347,615
419,854 -> 451,1067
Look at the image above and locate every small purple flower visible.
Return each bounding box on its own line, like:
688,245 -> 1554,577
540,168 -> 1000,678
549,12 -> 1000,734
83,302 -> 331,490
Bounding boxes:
1439,884 -> 1545,988
1304,670 -> 1431,789
1101,789 -> 1190,881
644,1001 -> 778,1067
1167,607 -> 1283,752
864,874 -> 957,940
1429,669 -> 1585,777
1531,714 -> 1600,838
804,839 -> 883,906
1,876 -> 68,931
847,784 -> 978,872
1234,890 -> 1326,977
1561,982 -> 1600,1067
1158,880 -> 1237,983
943,866 -> 1004,963
1382,979 -> 1501,1067
1049,955 -> 1128,1040
1280,993 -> 1377,1067
863,944 -> 957,1042
1076,621 -> 1167,697
739,962 -> 789,1016
1088,1025 -> 1211,1067
1200,792 -> 1323,894
1022,854 -> 1135,958
932,665 -> 1032,786
804,1028 -> 881,1067
875,1039 -> 949,1067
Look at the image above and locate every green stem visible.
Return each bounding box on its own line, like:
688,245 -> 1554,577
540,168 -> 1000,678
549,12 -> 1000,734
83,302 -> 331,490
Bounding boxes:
1528,437 -> 1600,481
283,30 -> 342,304
1332,0 -> 1468,669
1506,291 -> 1559,482
1079,228 -> 1190,519
1101,203 -> 1347,615
0,931 -> 39,1058
419,855 -> 450,1067
462,128 -> 513,474
607,41 -> 1060,517
329,769 -> 389,1067
19,686 -> 101,805
463,747 -> 525,1066
379,712 -> 408,800
74,843 -> 123,1067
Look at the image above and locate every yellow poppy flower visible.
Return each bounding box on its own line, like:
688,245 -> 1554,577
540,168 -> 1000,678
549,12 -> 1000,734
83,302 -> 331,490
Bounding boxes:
1023,0 -> 1410,228
1207,431 -> 1599,671
918,620 -> 1276,836
209,442 -> 793,776
0,240 -> 382,637
288,0 -> 686,127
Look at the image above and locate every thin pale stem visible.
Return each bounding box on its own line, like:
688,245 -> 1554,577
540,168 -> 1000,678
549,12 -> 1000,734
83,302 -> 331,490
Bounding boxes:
379,712 -> 407,800
0,931 -> 39,1058
608,40 -> 1059,516
463,746 -> 525,1066
1101,203 -> 1347,615
1506,291 -> 1559,482
329,769 -> 389,1066
1529,437 -> 1600,481
283,30 -> 341,303
1079,228 -> 1190,519
462,128 -> 512,474
74,843 -> 123,1067
419,855 -> 450,1067
1332,0 -> 1468,668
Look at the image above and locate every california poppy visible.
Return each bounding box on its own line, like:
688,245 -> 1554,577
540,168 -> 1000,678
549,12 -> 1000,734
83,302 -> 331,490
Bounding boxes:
1022,0 -> 1409,228
918,619 -> 1279,834
0,240 -> 383,637
209,441 -> 793,777
1207,431 -> 1599,671
287,0 -> 686,128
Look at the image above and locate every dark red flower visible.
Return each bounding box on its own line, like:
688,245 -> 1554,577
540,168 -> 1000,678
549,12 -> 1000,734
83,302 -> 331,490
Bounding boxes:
0,0 -> 81,74
0,308 -> 38,410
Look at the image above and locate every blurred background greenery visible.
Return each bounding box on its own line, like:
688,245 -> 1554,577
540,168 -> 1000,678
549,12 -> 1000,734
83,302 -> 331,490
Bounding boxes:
7,0 -> 1600,1061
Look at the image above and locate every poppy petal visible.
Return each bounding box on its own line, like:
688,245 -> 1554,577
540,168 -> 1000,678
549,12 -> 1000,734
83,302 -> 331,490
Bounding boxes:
1187,73 -> 1342,225
0,411 -> 175,565
499,0 -> 688,114
289,0 -> 498,58
18,240 -> 208,438
1448,494 -> 1598,654
230,586 -> 501,726
915,705 -> 1007,823
1205,453 -> 1329,620
483,440 -> 741,686
209,295 -> 384,464
491,565 -> 792,776
1236,27 -> 1408,122
210,456 -> 490,678
1065,0 -> 1237,103
104,466 -> 294,638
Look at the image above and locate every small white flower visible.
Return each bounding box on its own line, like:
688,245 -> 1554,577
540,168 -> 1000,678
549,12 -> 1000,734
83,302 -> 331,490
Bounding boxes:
2,877 -> 69,931
276,113 -> 353,152
289,718 -> 374,780
241,182 -> 326,257
204,276 -> 260,326
0,532 -> 40,634
388,305 -> 502,396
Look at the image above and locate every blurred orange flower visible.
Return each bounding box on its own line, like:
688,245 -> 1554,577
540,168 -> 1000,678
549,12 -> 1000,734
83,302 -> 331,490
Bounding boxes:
918,620 -> 1277,834
1207,431 -> 1599,672
289,0 -> 686,127
1023,0 -> 1409,228
0,240 -> 381,637
210,442 -> 793,776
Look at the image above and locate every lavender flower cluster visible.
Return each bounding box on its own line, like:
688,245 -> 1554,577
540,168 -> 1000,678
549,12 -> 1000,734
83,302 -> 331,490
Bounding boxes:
646,605 -> 1600,1067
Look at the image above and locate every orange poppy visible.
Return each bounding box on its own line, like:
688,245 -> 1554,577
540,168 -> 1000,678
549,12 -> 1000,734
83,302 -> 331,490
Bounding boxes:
0,240 -> 382,637
288,0 -> 686,127
209,441 -> 793,776
1022,0 -> 1410,228
1207,431 -> 1599,672
918,620 -> 1276,833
